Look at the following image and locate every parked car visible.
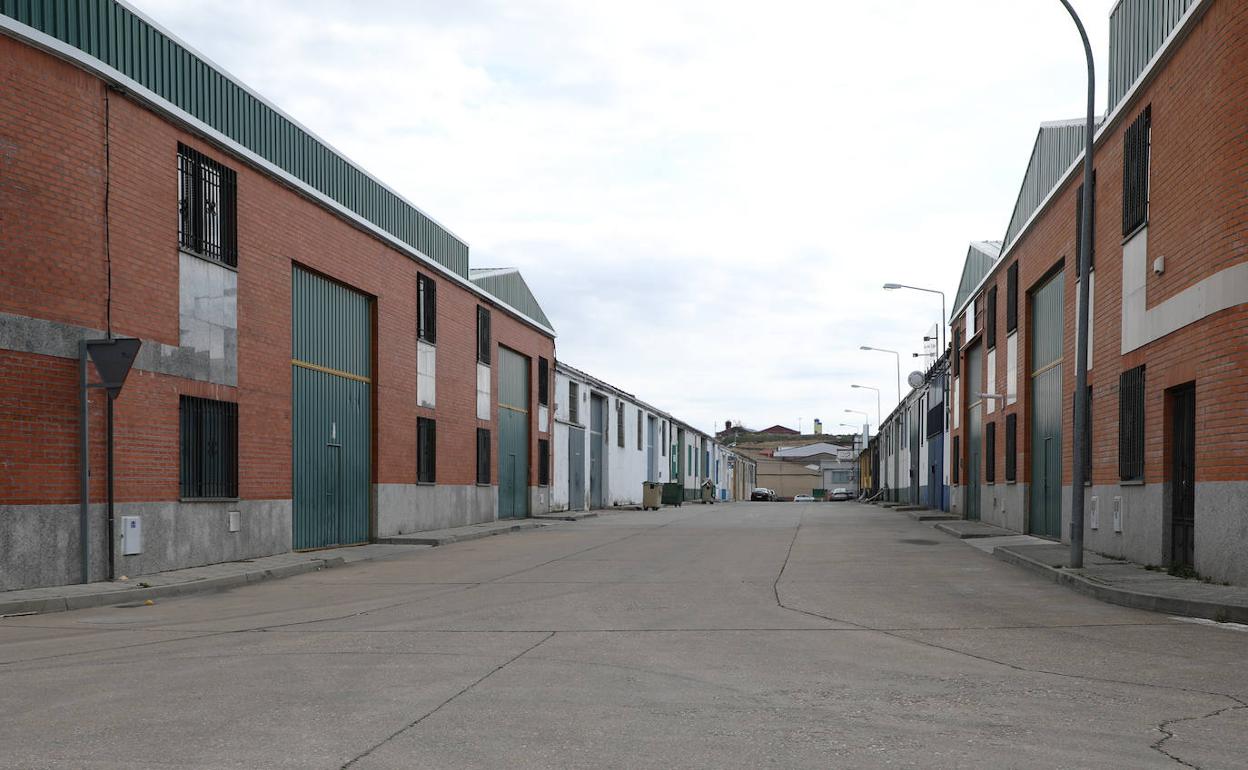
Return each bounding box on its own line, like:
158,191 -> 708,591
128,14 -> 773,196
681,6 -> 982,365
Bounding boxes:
829,488 -> 852,501
750,487 -> 776,501
793,494 -> 815,503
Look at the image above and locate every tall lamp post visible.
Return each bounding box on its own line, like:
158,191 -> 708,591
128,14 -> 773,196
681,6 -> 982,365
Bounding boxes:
850,385 -> 881,426
860,346 -> 901,406
882,283 -> 947,352
1061,0 -> 1095,570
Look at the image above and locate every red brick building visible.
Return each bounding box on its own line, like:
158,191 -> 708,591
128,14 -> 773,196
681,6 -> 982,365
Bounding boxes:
947,0 -> 1248,583
0,4 -> 555,590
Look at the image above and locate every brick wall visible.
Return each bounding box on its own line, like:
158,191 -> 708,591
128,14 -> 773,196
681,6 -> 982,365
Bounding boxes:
0,33 -> 555,508
948,0 -> 1248,498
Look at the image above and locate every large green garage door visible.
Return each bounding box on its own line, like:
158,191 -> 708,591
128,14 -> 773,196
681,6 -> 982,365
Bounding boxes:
292,267 -> 372,549
1029,271 -> 1064,539
498,347 -> 530,519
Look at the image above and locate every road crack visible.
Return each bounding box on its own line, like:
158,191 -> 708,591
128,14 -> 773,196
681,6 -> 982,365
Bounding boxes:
340,631 -> 555,768
770,508 -> 1248,765
1151,698 -> 1248,768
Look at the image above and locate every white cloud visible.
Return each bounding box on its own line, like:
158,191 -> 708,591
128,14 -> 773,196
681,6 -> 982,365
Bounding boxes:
136,0 -> 1113,434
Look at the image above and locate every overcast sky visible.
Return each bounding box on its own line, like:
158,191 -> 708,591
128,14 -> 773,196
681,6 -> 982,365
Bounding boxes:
138,0 -> 1113,436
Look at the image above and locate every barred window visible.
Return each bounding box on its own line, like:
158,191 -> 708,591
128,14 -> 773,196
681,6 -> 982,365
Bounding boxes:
617,401 -> 625,448
179,396 -> 238,498
1122,106 -> 1151,236
1119,366 -> 1145,480
986,285 -> 998,350
1006,262 -> 1019,333
568,382 -> 579,423
476,428 -> 490,485
178,144 -> 237,267
661,422 -> 667,456
985,421 -> 996,483
637,411 -> 643,451
1075,386 -> 1092,482
417,274 -> 437,343
952,435 -> 960,484
538,357 -> 549,406
1075,172 -> 1097,271
417,417 -> 436,483
476,307 -> 491,365
1005,413 -> 1017,482
538,438 -> 550,486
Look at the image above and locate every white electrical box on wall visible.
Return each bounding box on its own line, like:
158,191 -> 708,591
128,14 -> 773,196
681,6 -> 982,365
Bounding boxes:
1090,496 -> 1099,530
121,515 -> 143,555
1112,496 -> 1124,533
228,510 -> 241,533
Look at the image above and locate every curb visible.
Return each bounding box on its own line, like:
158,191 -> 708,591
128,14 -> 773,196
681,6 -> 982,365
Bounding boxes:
378,521 -> 547,547
908,511 -> 958,522
992,546 -> 1248,624
934,522 -> 1007,539
531,512 -> 600,522
0,556 -> 345,618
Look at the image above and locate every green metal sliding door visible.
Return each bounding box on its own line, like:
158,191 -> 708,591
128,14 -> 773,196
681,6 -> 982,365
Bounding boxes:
966,343 -> 983,521
292,267 -> 372,549
498,347 -> 530,519
1029,271 -> 1064,539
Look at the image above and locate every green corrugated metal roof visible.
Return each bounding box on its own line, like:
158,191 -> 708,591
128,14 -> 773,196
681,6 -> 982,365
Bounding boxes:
951,240 -> 1002,318
1109,0 -> 1197,111
470,268 -> 553,331
1001,119 -> 1102,251
1,0 -> 469,275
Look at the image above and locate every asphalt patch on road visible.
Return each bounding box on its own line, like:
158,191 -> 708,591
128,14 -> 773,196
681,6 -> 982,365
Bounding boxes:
897,538 -> 940,546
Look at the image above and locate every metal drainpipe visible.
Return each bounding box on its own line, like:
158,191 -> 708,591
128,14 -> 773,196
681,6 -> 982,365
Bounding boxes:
1060,0 -> 1096,569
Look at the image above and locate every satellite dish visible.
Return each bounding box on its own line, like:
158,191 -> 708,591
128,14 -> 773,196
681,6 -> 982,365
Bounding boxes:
907,370 -> 925,389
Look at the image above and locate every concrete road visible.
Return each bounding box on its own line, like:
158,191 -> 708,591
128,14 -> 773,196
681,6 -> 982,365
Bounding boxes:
2,503 -> 1246,769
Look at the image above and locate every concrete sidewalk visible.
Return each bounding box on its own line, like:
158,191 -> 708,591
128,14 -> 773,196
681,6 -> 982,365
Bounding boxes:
1,516 -> 573,617
927,518 -> 1248,623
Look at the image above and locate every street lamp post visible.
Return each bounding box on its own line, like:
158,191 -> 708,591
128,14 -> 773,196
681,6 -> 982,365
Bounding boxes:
850,385 -> 881,426
1060,0 -> 1095,570
860,346 -> 901,406
883,283 -> 946,352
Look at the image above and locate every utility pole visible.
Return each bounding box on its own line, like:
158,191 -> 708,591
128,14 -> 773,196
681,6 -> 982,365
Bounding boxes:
1061,0 -> 1095,570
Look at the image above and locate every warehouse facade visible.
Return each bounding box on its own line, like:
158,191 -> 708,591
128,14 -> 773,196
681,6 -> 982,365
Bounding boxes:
947,0 -> 1248,583
0,3 -> 555,590
551,362 -> 749,511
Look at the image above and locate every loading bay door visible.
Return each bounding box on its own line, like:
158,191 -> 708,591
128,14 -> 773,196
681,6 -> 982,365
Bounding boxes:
292,266 -> 372,550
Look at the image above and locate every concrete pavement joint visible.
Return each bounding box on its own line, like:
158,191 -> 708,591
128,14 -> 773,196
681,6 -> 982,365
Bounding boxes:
769,507 -> 1248,763
339,631 -> 556,769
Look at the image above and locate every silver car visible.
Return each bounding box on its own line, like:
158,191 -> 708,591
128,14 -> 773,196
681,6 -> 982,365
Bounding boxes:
830,488 -> 852,501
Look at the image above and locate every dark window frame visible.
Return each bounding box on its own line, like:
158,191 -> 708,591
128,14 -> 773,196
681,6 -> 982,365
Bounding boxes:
986,285 -> 998,350
538,438 -> 550,486
568,381 -> 579,423
1119,366 -> 1145,481
1075,171 -> 1097,272
637,410 -> 643,451
417,417 -> 437,483
178,144 -> 238,268
1074,385 -> 1093,484
476,428 -> 491,485
952,328 -> 961,376
952,435 -> 960,484
417,273 -> 437,344
179,395 -> 239,499
476,306 -> 491,365
1005,413 -> 1017,482
1006,262 -> 1019,333
1122,106 -> 1151,236
985,421 -> 996,483
537,357 -> 549,406
617,401 -> 625,448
